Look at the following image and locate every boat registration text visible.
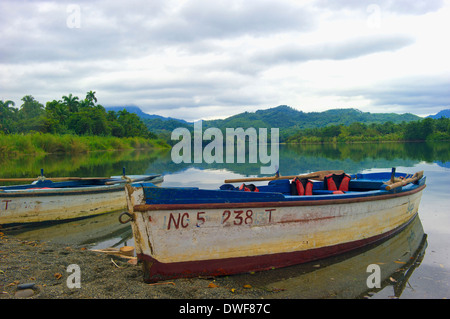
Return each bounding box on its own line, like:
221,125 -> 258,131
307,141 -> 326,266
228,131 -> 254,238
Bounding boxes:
159,209 -> 276,230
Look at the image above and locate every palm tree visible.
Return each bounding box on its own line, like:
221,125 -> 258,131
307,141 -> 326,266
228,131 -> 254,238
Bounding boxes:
0,100 -> 17,133
20,95 -> 44,118
0,100 -> 15,109
86,90 -> 97,104
62,93 -> 79,113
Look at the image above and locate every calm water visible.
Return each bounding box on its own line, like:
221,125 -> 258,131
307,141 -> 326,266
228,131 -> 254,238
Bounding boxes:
2,142 -> 450,299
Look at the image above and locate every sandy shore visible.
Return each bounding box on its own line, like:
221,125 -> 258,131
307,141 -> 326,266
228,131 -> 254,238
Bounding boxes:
0,233 -> 275,299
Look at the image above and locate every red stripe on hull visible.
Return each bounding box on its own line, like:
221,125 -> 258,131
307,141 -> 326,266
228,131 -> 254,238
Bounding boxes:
137,214 -> 417,283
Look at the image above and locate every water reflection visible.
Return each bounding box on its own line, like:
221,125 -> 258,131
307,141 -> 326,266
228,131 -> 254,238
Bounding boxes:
0,148 -> 169,184
249,215 -> 427,299
6,211 -> 132,250
2,142 -> 449,180
145,141 -> 450,178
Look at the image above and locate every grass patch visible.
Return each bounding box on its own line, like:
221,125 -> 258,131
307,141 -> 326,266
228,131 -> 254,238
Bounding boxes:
0,133 -> 169,157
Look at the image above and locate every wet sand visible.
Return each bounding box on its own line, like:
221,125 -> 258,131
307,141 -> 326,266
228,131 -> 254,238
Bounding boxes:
0,233 -> 273,299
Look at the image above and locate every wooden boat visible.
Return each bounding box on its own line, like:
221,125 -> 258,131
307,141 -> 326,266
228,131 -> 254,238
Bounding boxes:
0,174 -> 163,225
123,169 -> 426,282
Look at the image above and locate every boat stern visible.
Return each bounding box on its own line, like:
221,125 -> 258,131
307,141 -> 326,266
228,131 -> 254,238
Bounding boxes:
124,183 -> 158,269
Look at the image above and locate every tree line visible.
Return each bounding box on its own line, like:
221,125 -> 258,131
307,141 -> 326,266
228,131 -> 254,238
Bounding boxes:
0,92 -> 157,139
285,117 -> 450,143
3,93 -> 449,144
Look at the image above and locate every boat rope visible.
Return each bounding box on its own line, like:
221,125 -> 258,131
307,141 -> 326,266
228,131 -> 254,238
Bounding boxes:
121,175 -> 132,183
119,212 -> 134,224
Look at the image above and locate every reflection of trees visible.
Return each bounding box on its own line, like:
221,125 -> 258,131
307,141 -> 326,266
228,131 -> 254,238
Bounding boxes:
289,141 -> 450,163
145,142 -> 447,177
2,142 -> 449,181
0,149 -> 169,182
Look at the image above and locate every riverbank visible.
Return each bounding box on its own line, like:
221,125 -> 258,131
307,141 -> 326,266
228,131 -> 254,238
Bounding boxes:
0,133 -> 169,157
0,233 -> 272,299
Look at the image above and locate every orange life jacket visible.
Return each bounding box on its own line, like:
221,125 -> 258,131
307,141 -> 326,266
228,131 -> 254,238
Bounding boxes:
291,177 -> 313,196
239,183 -> 259,192
324,173 -> 351,193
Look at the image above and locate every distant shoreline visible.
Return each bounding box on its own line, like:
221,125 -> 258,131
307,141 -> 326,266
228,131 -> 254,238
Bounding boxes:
282,139 -> 450,145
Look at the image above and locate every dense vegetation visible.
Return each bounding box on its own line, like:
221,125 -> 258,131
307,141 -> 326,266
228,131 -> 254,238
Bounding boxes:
285,117 -> 450,143
0,92 -> 168,156
1,92 -> 156,138
2,96 -> 449,155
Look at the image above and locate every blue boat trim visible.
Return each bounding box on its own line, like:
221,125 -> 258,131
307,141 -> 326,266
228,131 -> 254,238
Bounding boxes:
0,175 -> 162,198
135,172 -> 426,206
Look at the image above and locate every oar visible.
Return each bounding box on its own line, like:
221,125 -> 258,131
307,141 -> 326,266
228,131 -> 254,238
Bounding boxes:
104,175 -> 161,185
0,168 -> 112,182
385,171 -> 424,190
224,170 -> 345,183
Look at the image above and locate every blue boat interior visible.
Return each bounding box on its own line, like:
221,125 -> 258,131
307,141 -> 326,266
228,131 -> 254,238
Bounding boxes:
139,172 -> 426,205
0,174 -> 162,192
0,179 -> 113,191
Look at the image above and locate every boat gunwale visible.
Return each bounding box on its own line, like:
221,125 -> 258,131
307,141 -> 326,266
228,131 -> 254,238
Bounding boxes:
133,183 -> 426,212
0,176 -> 163,198
0,184 -> 126,197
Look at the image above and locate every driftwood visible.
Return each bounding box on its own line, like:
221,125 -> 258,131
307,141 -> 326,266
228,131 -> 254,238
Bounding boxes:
90,246 -> 136,260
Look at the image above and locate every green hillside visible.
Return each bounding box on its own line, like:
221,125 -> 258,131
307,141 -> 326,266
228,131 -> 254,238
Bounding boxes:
205,105 -> 420,129
140,105 -> 421,142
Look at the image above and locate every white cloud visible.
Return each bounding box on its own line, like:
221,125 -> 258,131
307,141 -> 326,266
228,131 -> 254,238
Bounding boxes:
1,0 -> 449,121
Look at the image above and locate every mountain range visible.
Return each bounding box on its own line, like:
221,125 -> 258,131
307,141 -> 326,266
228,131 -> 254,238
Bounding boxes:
105,105 -> 190,123
427,109 -> 450,119
203,105 -> 420,129
106,105 -> 434,138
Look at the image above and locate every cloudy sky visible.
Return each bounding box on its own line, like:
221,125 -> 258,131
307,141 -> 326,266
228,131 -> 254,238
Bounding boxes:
1,0 -> 449,121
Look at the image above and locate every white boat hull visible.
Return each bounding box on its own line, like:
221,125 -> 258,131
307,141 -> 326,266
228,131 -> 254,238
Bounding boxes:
125,182 -> 425,282
1,186 -> 125,224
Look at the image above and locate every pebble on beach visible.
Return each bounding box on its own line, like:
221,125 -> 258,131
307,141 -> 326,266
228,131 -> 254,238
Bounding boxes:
15,289 -> 35,298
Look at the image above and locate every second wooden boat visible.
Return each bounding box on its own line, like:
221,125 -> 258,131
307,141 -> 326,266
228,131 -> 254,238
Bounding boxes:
0,174 -> 163,225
